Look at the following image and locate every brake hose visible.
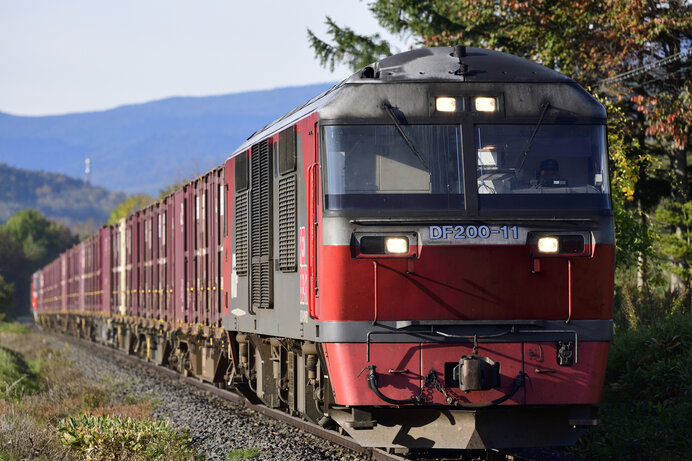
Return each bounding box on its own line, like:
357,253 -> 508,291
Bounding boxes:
362,365 -> 422,405
442,371 -> 526,409
363,365 -> 526,407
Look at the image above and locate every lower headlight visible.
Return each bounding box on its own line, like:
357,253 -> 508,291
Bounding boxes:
385,237 -> 409,254
537,236 -> 559,254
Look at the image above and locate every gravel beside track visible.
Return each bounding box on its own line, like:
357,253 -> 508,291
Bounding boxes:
44,333 -> 368,461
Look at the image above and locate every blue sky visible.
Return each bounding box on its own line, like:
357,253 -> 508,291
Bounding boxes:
0,0 -> 410,116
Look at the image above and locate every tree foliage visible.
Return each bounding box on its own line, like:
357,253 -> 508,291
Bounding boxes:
107,178 -> 193,224
0,274 -> 13,318
106,194 -> 154,225
158,179 -> 190,199
655,199 -> 692,303
308,17 -> 392,72
596,94 -> 653,269
2,210 -> 76,267
0,210 -> 77,318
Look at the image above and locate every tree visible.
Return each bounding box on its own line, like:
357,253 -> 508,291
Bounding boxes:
655,199 -> 692,306
158,179 -> 190,199
3,209 -> 77,267
0,274 -> 13,319
308,17 -> 392,72
107,194 -> 154,225
0,210 -> 77,317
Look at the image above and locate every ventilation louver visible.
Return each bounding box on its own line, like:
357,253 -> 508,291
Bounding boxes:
278,175 -> 297,272
234,192 -> 248,276
250,140 -> 273,309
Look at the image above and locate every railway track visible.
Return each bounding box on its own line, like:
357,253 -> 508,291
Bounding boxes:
44,329 -> 550,461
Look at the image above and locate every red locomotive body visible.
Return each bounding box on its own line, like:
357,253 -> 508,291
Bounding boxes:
34,47 -> 614,451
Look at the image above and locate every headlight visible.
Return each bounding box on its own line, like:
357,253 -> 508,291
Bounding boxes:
537,236 -> 559,254
436,97 -> 457,112
357,235 -> 414,257
385,237 -> 409,254
474,97 -> 497,112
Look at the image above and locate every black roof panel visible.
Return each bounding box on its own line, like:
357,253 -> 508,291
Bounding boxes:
346,46 -> 571,84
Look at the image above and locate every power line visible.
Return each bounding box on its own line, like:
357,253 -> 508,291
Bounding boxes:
598,48 -> 690,87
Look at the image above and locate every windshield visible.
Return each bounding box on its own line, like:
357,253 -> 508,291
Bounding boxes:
322,124 -> 610,212
323,125 -> 462,209
475,125 -> 610,210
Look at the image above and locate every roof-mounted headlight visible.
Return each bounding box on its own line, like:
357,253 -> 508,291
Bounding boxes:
436,97 -> 457,112
474,97 -> 497,112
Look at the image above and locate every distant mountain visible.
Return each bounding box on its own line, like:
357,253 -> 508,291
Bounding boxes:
0,83 -> 334,195
0,162 -> 125,231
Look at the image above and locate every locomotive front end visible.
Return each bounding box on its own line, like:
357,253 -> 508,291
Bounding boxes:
315,47 -> 614,449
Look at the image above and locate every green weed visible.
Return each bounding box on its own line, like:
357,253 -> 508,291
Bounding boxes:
0,324 -> 205,460
0,322 -> 30,335
227,447 -> 260,461
0,345 -> 40,400
58,413 -> 202,460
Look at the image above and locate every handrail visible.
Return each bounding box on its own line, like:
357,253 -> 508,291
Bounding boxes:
566,259 -> 572,324
372,260 -> 378,325
307,163 -> 319,318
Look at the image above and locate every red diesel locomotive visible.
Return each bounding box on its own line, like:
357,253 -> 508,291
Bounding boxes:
33,46 -> 614,451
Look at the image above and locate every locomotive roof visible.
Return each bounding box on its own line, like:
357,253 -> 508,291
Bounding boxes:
344,46 -> 572,84
229,46 -> 577,159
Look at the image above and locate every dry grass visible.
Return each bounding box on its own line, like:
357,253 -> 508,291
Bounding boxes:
88,401 -> 155,420
0,324 -> 164,460
0,407 -> 68,460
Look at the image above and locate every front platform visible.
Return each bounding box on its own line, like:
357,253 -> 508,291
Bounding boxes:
330,405 -> 598,449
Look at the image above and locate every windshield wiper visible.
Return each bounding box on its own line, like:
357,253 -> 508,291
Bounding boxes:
518,102 -> 551,170
381,102 -> 429,171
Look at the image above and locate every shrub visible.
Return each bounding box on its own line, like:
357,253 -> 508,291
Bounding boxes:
0,408 -> 68,460
572,314 -> 692,460
58,413 -> 201,461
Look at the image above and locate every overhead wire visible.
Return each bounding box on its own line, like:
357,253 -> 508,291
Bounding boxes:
598,48 -> 690,87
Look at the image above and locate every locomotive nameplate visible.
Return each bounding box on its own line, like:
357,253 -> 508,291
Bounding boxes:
429,225 -> 519,240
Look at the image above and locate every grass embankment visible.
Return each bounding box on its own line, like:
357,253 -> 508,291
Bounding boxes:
0,322 -> 202,460
572,314 -> 692,460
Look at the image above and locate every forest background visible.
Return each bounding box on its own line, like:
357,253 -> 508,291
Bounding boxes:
0,1 -> 689,459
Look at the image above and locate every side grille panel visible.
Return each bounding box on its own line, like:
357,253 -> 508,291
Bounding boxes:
278,174 -> 297,272
279,126 -> 297,174
250,140 -> 273,309
234,192 -> 248,276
